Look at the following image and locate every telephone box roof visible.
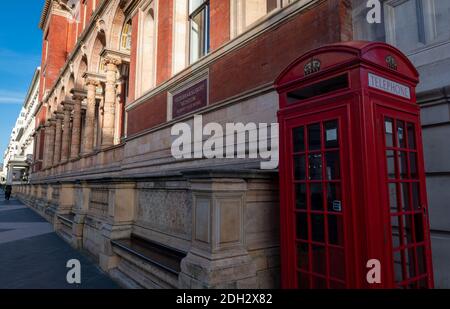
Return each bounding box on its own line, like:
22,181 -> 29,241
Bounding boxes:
275,41 -> 419,89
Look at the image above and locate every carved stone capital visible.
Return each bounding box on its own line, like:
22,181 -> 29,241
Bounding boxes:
86,79 -> 100,87
71,88 -> 87,101
54,110 -> 65,119
62,100 -> 74,111
102,56 -> 122,67
72,94 -> 85,101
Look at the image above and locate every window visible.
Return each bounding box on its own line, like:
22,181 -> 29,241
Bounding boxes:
121,20 -> 132,51
136,2 -> 156,95
432,0 -> 450,42
117,63 -> 129,141
353,0 -> 450,54
44,34 -> 49,62
232,0 -> 298,37
189,0 -> 210,63
99,56 -> 105,72
385,0 -> 426,52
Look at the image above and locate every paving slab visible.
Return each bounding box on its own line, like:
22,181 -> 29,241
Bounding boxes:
0,190 -> 120,289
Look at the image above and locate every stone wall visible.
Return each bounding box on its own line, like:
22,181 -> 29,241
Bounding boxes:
13,169 -> 280,289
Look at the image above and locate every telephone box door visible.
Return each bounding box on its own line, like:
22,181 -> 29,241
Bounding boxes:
284,105 -> 352,289
377,107 -> 434,288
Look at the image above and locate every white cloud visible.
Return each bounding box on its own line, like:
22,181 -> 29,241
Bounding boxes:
0,89 -> 25,104
0,48 -> 40,77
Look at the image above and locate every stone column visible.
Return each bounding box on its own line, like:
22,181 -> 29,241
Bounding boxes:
53,111 -> 64,166
179,171 -> 257,289
61,102 -> 73,163
43,121 -> 51,169
70,95 -> 83,160
83,79 -> 98,155
102,57 -> 121,149
99,182 -> 136,272
46,119 -> 56,168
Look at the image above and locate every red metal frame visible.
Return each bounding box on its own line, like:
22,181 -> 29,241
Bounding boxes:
375,104 -> 434,289
276,41 -> 434,289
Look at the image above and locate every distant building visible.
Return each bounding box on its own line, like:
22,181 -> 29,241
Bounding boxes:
0,162 -> 5,184
2,68 -> 40,185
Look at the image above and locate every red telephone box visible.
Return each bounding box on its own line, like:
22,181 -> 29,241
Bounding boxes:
276,41 -> 434,289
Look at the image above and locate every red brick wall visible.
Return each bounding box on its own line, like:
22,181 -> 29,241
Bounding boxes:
338,0 -> 353,41
128,13 -> 139,103
77,1 -> 85,36
210,0 -> 349,104
86,0 -> 94,21
156,0 -> 174,85
127,92 -> 167,136
126,0 -> 351,137
210,0 -> 230,51
67,20 -> 77,55
37,12 -> 71,166
39,39 -> 47,102
35,106 -> 47,128
43,15 -> 69,94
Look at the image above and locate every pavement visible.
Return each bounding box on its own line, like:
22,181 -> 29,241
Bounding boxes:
0,189 -> 120,289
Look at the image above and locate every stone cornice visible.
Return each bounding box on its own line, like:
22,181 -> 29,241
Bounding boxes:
100,48 -> 130,64
84,72 -> 106,85
417,86 -> 450,105
23,67 -> 41,109
40,0 -> 74,33
39,0 -> 51,30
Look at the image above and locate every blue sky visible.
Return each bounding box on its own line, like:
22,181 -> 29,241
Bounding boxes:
0,0 -> 44,164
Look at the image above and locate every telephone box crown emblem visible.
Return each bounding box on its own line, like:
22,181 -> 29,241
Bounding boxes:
304,58 -> 321,76
386,55 -> 398,71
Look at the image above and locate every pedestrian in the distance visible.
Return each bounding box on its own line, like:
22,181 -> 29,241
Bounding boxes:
4,185 -> 12,201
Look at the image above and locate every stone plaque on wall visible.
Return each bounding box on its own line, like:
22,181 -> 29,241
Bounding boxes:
172,79 -> 208,118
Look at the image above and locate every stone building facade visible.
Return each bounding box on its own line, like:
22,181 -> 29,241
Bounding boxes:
14,0 -> 353,288
2,67 -> 40,185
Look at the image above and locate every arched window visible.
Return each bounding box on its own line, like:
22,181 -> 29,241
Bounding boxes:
189,0 -> 210,63
121,20 -> 132,51
136,2 -> 156,95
